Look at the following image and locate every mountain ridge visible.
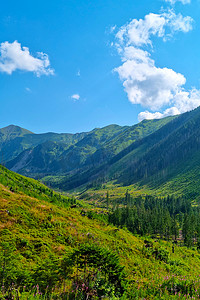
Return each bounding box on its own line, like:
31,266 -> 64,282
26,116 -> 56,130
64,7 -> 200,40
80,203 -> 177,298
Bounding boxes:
2,117 -> 175,180
42,106 -> 200,196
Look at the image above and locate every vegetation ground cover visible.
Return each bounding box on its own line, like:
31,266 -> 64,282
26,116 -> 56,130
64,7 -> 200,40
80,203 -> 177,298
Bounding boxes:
1,166 -> 200,298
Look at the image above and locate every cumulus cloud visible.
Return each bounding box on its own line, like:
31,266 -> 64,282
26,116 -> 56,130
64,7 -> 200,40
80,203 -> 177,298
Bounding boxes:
164,0 -> 191,5
71,94 -> 80,101
115,54 -> 186,110
138,88 -> 200,121
138,107 -> 180,121
114,10 -> 200,121
116,11 -> 193,48
0,41 -> 54,76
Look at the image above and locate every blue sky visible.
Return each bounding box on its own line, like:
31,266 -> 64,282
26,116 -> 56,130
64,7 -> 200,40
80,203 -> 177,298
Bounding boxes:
1,0 -> 200,133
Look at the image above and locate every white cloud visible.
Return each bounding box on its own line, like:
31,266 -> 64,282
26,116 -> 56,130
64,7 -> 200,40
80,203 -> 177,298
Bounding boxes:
71,94 -> 80,101
138,89 -> 200,121
166,12 -> 193,34
115,54 -> 186,110
164,0 -> 191,5
173,88 -> 200,112
113,10 -> 199,121
122,46 -> 152,64
25,87 -> 31,92
116,13 -> 166,47
0,41 -> 54,76
116,10 -> 193,48
138,107 -> 180,121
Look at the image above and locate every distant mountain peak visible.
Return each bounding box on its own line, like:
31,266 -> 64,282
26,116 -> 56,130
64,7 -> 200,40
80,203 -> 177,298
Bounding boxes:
0,124 -> 34,135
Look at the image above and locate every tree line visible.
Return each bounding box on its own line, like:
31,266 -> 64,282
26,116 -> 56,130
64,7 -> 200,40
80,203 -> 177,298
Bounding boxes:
109,193 -> 200,247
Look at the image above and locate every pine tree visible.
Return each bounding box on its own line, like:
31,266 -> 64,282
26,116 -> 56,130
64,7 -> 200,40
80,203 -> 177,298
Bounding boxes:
106,190 -> 110,209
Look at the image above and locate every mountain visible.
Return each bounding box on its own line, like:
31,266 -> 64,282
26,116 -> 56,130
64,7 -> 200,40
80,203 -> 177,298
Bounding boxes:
5,124 -> 126,175
0,124 -> 33,143
54,106 -> 200,197
114,105 -> 200,198
4,118 -> 174,179
0,124 -> 88,163
5,108 -> 200,198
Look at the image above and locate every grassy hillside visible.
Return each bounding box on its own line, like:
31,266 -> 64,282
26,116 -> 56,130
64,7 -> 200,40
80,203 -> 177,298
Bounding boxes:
1,166 -> 200,298
0,165 -> 74,205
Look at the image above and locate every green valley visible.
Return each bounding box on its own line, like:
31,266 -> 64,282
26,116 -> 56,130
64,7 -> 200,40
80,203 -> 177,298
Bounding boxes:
2,108 -> 200,298
2,0 -> 200,298
1,165 -> 200,299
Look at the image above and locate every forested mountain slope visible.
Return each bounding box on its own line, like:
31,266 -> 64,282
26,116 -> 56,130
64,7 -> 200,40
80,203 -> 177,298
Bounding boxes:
4,106 -> 200,198
55,107 -> 200,196
0,126 -> 88,163
117,106 -> 200,194
4,117 -> 173,178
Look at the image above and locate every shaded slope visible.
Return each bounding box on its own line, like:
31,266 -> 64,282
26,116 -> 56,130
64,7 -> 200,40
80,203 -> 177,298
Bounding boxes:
4,118 -> 175,179
5,124 -> 126,176
55,107 -> 200,195
105,106 -> 200,198
1,131 -> 87,163
6,141 -> 69,175
117,106 -> 200,188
